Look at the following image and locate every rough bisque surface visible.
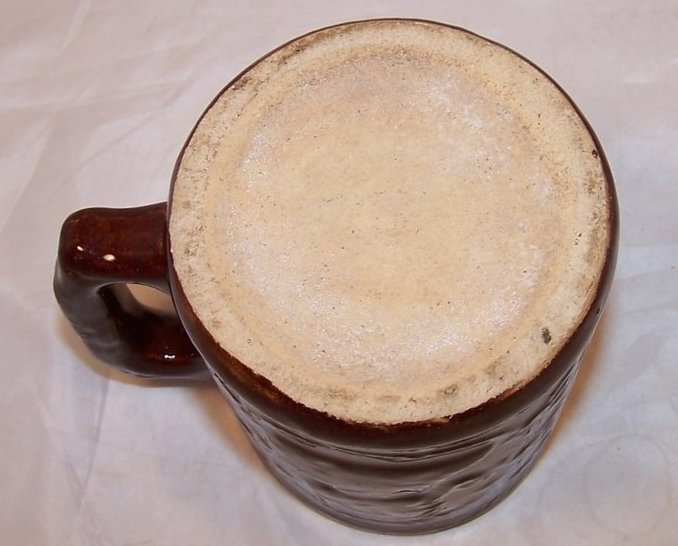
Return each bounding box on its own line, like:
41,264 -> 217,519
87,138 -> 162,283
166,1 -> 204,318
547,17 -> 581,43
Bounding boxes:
170,19 -> 612,424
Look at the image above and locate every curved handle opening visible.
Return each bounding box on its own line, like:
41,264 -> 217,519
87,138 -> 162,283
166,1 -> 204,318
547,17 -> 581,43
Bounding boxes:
54,202 -> 209,380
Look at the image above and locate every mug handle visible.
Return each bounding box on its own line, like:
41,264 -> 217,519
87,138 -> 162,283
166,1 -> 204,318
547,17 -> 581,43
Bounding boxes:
54,202 -> 209,380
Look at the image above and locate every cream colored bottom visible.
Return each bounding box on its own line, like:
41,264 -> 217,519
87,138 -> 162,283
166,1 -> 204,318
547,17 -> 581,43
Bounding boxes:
170,20 -> 611,424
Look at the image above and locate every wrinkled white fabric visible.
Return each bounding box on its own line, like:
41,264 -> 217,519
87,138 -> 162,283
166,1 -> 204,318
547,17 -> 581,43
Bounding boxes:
1,1 -> 677,545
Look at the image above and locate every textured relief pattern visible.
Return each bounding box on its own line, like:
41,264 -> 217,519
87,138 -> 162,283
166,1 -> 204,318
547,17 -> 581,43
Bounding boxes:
214,354 -> 581,534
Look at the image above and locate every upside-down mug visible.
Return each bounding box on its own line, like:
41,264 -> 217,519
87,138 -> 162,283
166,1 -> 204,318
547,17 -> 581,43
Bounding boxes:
54,19 -> 618,534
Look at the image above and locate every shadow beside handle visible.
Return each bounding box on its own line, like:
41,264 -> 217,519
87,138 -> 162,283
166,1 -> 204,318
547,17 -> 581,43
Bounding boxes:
54,202 -> 209,380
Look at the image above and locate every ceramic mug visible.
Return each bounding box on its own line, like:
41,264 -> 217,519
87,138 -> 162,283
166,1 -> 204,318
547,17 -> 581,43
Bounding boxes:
54,19 -> 618,534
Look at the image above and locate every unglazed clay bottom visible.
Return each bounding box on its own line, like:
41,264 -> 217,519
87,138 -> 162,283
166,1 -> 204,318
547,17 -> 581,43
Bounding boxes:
170,20 -> 611,426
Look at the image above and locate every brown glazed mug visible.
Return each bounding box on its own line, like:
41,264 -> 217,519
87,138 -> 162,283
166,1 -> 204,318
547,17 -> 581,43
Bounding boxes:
54,19 -> 618,534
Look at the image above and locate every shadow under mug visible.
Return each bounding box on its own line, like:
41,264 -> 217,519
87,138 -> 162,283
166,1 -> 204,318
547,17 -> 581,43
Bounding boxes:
54,19 -> 618,535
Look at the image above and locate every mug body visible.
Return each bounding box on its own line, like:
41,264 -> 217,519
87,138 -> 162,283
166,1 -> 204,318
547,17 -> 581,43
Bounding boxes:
165,19 -> 618,533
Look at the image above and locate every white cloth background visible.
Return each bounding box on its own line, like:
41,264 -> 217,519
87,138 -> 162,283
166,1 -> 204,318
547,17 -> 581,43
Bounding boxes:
1,1 -> 677,544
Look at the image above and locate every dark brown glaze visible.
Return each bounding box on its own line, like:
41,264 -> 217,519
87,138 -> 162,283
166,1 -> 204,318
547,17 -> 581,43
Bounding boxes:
213,352 -> 580,533
54,203 -> 208,379
54,19 -> 620,535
